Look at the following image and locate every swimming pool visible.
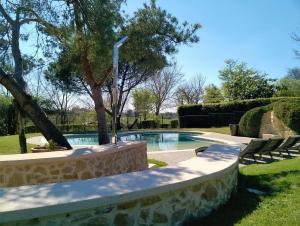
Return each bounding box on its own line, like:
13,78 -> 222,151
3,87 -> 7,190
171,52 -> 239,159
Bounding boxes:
66,132 -> 220,152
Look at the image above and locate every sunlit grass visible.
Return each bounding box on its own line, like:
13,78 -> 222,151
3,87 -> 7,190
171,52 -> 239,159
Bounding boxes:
185,157 -> 300,226
0,133 -> 40,155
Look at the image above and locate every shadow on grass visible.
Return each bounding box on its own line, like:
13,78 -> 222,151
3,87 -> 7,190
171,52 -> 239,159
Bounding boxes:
184,170 -> 300,226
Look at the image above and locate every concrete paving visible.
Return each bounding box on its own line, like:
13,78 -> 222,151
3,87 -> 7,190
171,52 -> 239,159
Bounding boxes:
148,149 -> 196,166
26,131 -> 253,166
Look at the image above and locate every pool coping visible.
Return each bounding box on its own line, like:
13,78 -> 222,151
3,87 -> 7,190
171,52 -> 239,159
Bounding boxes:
26,130 -> 251,149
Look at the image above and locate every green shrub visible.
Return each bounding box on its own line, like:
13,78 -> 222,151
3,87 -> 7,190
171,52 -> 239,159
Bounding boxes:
273,100 -> 300,134
171,120 -> 178,128
140,120 -> 157,129
25,124 -> 99,133
0,95 -> 16,135
238,104 -> 273,137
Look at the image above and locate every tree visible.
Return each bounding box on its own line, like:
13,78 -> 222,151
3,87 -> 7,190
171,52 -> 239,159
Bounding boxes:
286,67 -> 300,80
104,1 -> 200,128
175,74 -> 206,105
148,64 -> 182,115
203,84 -> 224,103
219,59 -> 276,100
42,79 -> 76,125
276,78 -> 300,97
0,68 -> 71,149
132,88 -> 154,120
292,29 -> 300,59
42,0 -> 200,143
0,1 -> 71,150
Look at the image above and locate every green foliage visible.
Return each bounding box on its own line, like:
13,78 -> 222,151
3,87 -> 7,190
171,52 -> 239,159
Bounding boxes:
273,100 -> 300,134
0,95 -> 16,135
171,120 -> 178,128
148,159 -> 168,167
25,124 -> 99,134
219,59 -> 276,100
46,140 -> 58,151
132,89 -> 154,119
238,104 -> 273,137
275,78 -> 300,97
49,0 -> 201,88
203,84 -> 224,103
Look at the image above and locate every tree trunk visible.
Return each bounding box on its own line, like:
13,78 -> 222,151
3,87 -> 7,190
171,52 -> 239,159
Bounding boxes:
116,115 -> 122,130
0,69 -> 72,149
155,108 -> 160,116
18,111 -> 27,152
14,101 -> 27,153
91,85 -> 109,145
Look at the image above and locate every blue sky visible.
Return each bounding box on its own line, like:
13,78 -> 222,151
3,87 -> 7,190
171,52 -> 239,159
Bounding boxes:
124,0 -> 300,85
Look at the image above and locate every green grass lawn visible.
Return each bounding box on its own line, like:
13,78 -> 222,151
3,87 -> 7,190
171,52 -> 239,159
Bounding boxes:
148,158 -> 168,167
0,133 -> 40,155
185,157 -> 300,226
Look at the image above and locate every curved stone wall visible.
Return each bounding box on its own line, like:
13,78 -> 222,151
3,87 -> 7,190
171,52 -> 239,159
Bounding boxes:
0,141 -> 148,187
0,144 -> 240,226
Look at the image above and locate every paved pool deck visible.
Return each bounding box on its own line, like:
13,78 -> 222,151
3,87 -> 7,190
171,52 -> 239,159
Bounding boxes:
147,132 -> 251,165
27,131 -> 252,166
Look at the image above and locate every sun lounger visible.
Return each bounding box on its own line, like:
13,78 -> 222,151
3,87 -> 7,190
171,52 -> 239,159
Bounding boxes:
240,139 -> 268,161
257,137 -> 285,158
276,135 -> 300,155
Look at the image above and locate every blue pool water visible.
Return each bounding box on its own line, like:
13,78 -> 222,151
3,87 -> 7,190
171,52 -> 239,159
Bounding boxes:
66,132 -> 219,152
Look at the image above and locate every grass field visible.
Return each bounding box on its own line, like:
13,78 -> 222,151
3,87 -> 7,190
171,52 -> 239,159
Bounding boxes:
185,157 -> 300,226
0,133 -> 40,155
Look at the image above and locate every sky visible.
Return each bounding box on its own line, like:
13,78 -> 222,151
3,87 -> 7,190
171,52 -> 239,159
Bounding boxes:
124,0 -> 300,85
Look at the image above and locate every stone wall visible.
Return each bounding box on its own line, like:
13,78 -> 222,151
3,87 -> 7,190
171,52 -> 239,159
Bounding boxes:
259,111 -> 295,138
0,141 -> 148,187
5,166 -> 238,226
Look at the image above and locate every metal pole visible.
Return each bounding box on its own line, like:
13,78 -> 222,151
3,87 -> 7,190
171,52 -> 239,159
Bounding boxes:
112,36 -> 128,145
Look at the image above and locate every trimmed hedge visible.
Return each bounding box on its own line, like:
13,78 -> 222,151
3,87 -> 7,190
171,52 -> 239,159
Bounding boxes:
25,124 -> 99,134
140,120 -> 157,129
178,97 -> 300,128
171,120 -> 178,128
238,104 -> 273,137
273,100 -> 300,134
238,100 -> 300,137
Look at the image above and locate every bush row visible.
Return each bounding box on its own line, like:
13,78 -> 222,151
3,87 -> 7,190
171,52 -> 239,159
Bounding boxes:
26,120 -> 180,133
178,97 -> 300,128
25,124 -> 99,134
178,97 -> 300,116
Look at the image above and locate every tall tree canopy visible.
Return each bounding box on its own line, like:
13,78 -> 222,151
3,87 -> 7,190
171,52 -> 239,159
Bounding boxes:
44,0 -> 201,144
203,84 -> 224,103
219,59 -> 276,101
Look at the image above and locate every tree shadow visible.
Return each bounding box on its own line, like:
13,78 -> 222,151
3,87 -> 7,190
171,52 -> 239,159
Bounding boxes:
184,170 -> 300,226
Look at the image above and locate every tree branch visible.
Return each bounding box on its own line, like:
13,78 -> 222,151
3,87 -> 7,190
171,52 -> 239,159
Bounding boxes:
0,3 -> 14,25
